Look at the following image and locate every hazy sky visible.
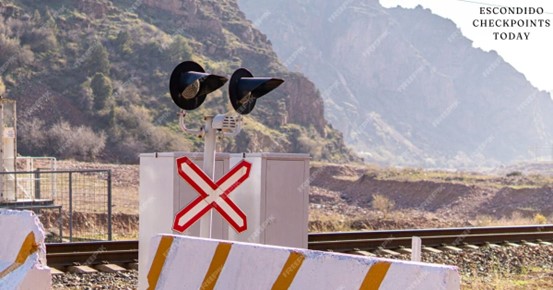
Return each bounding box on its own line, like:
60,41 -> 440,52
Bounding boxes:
380,0 -> 553,93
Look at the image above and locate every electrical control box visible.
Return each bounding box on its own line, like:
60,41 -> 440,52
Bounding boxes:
138,152 -> 309,289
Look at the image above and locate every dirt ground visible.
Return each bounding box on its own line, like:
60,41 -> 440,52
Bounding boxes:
309,161 -> 553,230
50,160 -> 553,236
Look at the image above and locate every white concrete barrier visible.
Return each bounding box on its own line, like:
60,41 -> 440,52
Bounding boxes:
145,234 -> 460,290
0,209 -> 51,290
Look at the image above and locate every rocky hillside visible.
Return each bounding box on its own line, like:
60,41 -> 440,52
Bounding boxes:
238,0 -> 553,168
0,0 -> 357,163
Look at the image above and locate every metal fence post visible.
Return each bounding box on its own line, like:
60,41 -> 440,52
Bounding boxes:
69,171 -> 73,242
107,170 -> 112,241
34,169 -> 41,200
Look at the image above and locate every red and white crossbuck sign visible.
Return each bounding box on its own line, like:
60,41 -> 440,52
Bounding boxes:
172,156 -> 251,233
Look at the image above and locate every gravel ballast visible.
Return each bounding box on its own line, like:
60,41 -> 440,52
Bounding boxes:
52,270 -> 137,289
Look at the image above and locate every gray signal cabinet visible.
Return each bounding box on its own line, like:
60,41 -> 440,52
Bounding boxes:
138,152 -> 309,290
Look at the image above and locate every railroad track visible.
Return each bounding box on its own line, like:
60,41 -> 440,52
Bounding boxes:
46,240 -> 138,269
308,224 -> 553,253
46,225 -> 553,268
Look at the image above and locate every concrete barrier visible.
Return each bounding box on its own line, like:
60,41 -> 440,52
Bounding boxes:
0,209 -> 51,290
145,234 -> 460,290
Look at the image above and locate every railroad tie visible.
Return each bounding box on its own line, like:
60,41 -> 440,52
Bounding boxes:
537,240 -> 553,246
49,268 -> 64,276
396,247 -> 412,254
521,240 -> 538,247
462,244 -> 479,250
376,248 -> 401,256
67,265 -> 98,274
485,242 -> 500,248
421,246 -> 442,253
502,241 -> 520,247
95,264 -> 127,273
350,249 -> 375,257
439,245 -> 463,252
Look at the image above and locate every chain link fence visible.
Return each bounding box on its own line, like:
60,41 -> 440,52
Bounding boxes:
0,169 -> 112,242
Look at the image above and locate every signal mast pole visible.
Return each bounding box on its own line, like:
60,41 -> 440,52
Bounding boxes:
201,115 -> 216,238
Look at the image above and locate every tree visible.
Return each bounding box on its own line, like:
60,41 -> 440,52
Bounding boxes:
87,43 -> 110,75
78,81 -> 94,110
46,121 -> 106,161
31,10 -> 41,23
115,31 -> 133,55
167,35 -> 192,64
90,73 -> 113,111
0,35 -> 20,64
44,9 -> 57,31
18,119 -> 47,155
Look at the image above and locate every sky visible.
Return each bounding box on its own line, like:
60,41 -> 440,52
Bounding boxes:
380,0 -> 553,93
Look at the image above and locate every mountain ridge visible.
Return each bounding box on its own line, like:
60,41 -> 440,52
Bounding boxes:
238,0 -> 553,168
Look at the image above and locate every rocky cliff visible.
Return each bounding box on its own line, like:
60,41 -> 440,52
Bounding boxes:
238,0 -> 553,167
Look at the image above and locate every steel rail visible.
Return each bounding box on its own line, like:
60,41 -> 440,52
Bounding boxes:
46,250 -> 138,267
308,224 -> 553,242
308,232 -> 553,251
46,240 -> 138,253
45,240 -> 138,268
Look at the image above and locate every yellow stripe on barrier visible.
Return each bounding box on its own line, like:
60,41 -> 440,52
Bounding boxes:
200,242 -> 232,290
359,261 -> 391,290
15,232 -> 38,264
147,236 -> 174,290
271,251 -> 305,290
0,231 -> 38,279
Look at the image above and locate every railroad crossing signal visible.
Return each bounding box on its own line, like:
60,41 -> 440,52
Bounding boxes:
172,156 -> 251,233
229,68 -> 284,115
169,61 -> 283,115
168,60 -> 283,237
169,61 -> 228,110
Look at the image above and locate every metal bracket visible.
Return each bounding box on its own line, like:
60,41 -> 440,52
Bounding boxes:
178,110 -> 204,136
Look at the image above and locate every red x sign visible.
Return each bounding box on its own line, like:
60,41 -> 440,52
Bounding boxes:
173,157 -> 251,233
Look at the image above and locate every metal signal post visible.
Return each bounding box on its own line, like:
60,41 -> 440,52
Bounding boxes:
200,115 -> 216,237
